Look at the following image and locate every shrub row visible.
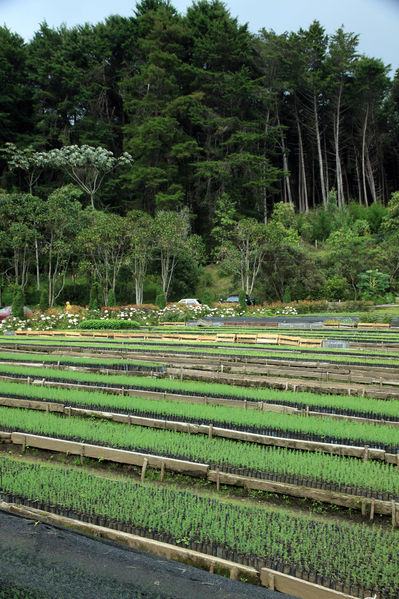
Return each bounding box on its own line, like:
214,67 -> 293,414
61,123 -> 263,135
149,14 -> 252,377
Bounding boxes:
78,319 -> 140,330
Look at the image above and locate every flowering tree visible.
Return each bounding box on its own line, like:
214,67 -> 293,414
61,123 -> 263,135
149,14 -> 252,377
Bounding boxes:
47,145 -> 133,208
2,143 -> 51,194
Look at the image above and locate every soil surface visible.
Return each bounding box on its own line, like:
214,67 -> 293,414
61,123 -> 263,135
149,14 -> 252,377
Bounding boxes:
0,509 -> 297,599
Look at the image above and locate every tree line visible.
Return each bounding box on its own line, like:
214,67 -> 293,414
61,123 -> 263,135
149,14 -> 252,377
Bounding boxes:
1,0 -> 398,232
1,0 -> 399,306
1,183 -> 399,307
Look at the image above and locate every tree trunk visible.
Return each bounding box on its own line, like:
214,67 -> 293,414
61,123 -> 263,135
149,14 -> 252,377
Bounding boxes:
313,91 -> 327,207
366,146 -> 377,204
34,236 -> 40,290
296,107 -> 309,212
361,104 -> 369,206
334,83 -> 344,207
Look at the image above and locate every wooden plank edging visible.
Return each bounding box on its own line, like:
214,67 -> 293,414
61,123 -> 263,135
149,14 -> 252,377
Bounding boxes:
0,396 -> 395,463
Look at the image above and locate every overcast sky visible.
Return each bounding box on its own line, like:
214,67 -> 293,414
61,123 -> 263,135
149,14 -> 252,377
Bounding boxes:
2,0 -> 398,73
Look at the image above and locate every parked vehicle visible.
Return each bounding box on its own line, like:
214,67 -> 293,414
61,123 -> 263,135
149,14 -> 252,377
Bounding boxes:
219,294 -> 255,306
177,298 -> 202,306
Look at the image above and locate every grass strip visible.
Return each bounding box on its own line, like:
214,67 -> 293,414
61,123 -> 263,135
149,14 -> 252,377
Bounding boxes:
0,406 -> 398,496
0,454 -> 398,598
1,381 -> 398,450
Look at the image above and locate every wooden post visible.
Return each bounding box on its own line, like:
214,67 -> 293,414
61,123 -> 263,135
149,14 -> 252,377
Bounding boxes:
244,400 -> 247,410
306,405 -> 309,417
80,444 -> 85,465
230,567 -> 239,580
397,453 -> 399,472
208,424 -> 213,439
141,458 -> 148,483
265,572 -> 275,590
209,562 -> 215,574
370,499 -> 375,521
160,461 -> 165,482
361,499 -> 366,517
216,468 -> 220,492
363,445 -> 369,462
21,435 -> 26,453
392,501 -> 397,528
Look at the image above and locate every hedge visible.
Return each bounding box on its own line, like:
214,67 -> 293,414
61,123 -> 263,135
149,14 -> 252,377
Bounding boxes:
78,319 -> 140,330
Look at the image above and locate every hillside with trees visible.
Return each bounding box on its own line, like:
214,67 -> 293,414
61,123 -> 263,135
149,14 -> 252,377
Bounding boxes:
1,0 -> 399,306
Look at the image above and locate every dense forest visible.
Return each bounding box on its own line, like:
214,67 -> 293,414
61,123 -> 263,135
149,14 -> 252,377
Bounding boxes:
1,0 -> 399,306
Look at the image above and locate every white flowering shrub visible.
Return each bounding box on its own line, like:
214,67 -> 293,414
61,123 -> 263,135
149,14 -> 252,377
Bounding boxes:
0,300 -> 302,334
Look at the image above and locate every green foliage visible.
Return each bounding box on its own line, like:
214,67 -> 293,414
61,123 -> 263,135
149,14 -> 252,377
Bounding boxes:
324,275 -> 350,300
283,286 -> 291,303
88,282 -> 102,310
0,403 -> 398,495
200,291 -> 213,307
78,319 -> 140,330
155,290 -> 166,308
39,286 -> 49,311
2,455 -> 399,595
238,289 -> 247,311
107,289 -> 116,307
11,285 -> 24,319
358,269 -> 390,300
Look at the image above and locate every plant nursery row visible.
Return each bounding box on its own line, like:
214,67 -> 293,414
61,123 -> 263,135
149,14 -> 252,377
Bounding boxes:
0,455 -> 398,599
1,381 -> 398,451
0,351 -> 164,372
5,335 -> 399,366
1,406 -> 398,498
1,362 -> 399,421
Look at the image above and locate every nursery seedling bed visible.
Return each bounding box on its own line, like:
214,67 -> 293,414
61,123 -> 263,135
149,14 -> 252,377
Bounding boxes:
4,332 -> 399,357
3,456 -> 388,599
164,361 -> 399,388
1,434 -> 399,522
0,503 -> 374,599
3,377 -> 399,427
7,350 -> 399,391
2,365 -> 399,422
0,406 -> 398,500
5,337 -> 399,369
0,359 -> 166,378
0,351 -> 164,372
2,362 -> 399,399
2,392 -> 397,457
